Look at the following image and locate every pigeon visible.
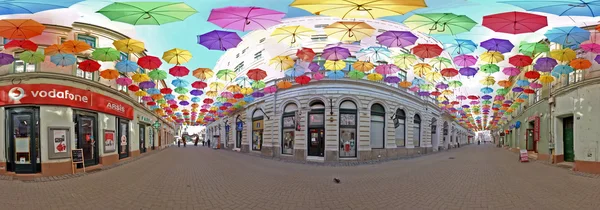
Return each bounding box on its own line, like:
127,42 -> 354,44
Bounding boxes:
333,178 -> 340,184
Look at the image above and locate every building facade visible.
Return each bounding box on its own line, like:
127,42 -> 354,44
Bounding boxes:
0,22 -> 176,176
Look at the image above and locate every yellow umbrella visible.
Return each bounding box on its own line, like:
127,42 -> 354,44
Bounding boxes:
539,74 -> 554,84
413,63 -> 432,77
550,48 -> 576,62
441,90 -> 453,95
113,38 -> 145,54
134,90 -> 147,97
163,48 -> 192,65
324,60 -> 346,70
480,51 -> 504,63
131,73 -> 150,83
271,25 -> 315,45
289,0 -> 427,19
393,54 -> 417,69
238,101 -> 247,106
240,87 -> 254,95
270,56 -> 295,71
479,76 -> 495,86
366,73 -> 383,81
352,61 -> 374,72
193,68 -> 214,80
277,80 -> 293,89
425,71 -> 442,82
177,95 -> 190,101
226,84 -> 241,92
160,103 -> 169,108
324,21 -> 375,43
206,91 -> 218,97
209,82 -> 225,91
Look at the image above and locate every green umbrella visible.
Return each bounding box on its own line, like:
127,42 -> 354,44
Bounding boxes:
481,100 -> 492,105
480,64 -> 500,74
429,57 -> 453,69
216,69 -> 236,82
233,104 -> 243,109
419,84 -> 433,90
156,99 -> 166,104
392,53 -> 417,69
216,97 -> 227,103
496,88 -> 508,95
404,13 -> 477,35
448,80 -> 462,88
251,80 -> 266,89
92,47 -> 120,61
97,2 -> 197,25
519,41 -> 549,57
148,70 -> 168,80
348,70 -> 365,79
174,87 -> 189,94
19,51 -> 44,64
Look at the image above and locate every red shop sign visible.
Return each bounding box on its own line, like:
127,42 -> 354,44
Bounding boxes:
0,84 -> 134,119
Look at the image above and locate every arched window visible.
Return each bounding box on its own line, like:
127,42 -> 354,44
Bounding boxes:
308,101 -> 325,157
251,109 -> 264,151
281,103 -> 298,155
431,118 -> 437,134
394,109 -> 406,147
370,104 -> 385,149
339,101 -> 357,158
413,114 -> 421,147
235,115 -> 243,148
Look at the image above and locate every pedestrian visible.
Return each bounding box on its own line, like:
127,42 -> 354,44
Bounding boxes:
183,140 -> 187,147
194,136 -> 198,146
177,140 -> 181,147
208,139 -> 211,148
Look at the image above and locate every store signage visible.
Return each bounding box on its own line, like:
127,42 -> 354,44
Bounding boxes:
534,116 -> 540,142
138,115 -> 153,124
0,84 -> 134,119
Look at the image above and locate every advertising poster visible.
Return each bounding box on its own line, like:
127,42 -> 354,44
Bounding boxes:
53,129 -> 67,153
104,130 -> 116,152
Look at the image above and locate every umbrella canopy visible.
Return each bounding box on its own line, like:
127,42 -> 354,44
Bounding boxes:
169,66 -> 190,77
348,70 -> 365,79
113,38 -> 145,54
550,48 -> 576,62
501,0 -> 600,17
480,38 -> 514,53
0,53 -> 14,65
162,48 -> 192,65
413,63 -> 432,77
289,0 -> 427,19
0,0 -> 83,15
403,13 -> 477,35
445,39 -> 477,55
412,44 -> 443,58
459,67 -> 477,77
324,21 -> 375,43
18,50 -> 44,64
270,56 -> 295,71
441,68 -> 459,77
375,64 -> 400,75
92,47 -> 121,61
100,69 -> 119,80
198,30 -> 242,51
132,73 -> 151,83
50,53 -> 76,66
480,64 -> 500,74
193,68 -> 214,80
429,57 -> 453,70
4,39 -> 37,51
581,43 -> 600,53
44,44 -> 69,56
544,26 -> 590,48
62,40 -> 91,53
352,61 -> 374,72
480,51 -> 504,63
0,19 -> 44,39
392,53 -> 417,68
271,26 -> 315,45
208,6 -> 285,31
77,60 -> 101,72
97,2 -> 197,25
247,69 -> 267,81
322,47 -> 351,61
519,41 -> 550,56
453,54 -> 477,67
376,31 -> 418,48
296,48 -> 316,62
148,70 -> 168,80
502,67 -> 520,76
216,69 -> 237,81
138,56 -> 162,69
327,70 -> 345,79
358,46 -> 391,62
116,60 -> 139,73
482,11 -> 547,34
324,60 -> 346,71
509,55 -> 533,67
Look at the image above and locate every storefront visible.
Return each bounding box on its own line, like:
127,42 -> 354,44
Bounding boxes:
137,114 -> 154,153
251,110 -> 263,151
73,110 -> 98,167
307,101 -> 325,157
235,115 -> 243,149
339,101 -> 357,158
281,103 -> 298,155
6,107 -> 40,174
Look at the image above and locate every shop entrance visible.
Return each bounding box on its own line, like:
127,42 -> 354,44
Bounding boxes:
74,112 -> 98,167
139,124 -> 146,153
117,118 -> 130,159
526,128 -> 536,152
6,107 -> 40,174
308,128 -> 324,157
563,116 -> 574,162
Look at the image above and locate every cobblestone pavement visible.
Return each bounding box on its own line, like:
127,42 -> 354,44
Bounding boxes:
2,144 -> 600,210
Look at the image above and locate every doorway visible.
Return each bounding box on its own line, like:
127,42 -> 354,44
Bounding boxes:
308,128 -> 324,157
6,107 -> 40,174
563,116 -> 574,162
74,112 -> 98,167
117,118 -> 130,159
139,124 -> 146,153
526,128 -> 537,152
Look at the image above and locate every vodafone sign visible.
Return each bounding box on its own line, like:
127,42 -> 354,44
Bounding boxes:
0,84 -> 134,119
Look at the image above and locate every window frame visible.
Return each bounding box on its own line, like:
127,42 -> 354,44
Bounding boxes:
339,101 -> 357,158
414,114 -> 422,147
370,104 -> 386,149
76,34 -> 97,48
281,103 -> 297,155
251,109 -> 264,151
394,109 -> 406,147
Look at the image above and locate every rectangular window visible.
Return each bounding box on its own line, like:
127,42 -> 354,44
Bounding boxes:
120,52 -> 129,61
259,38 -> 266,43
59,37 -> 67,44
311,34 -> 328,41
398,70 -> 407,81
252,119 -> 263,151
234,62 -> 244,72
13,59 -> 36,73
117,84 -> 128,92
76,57 -> 94,80
339,112 -> 357,158
309,114 -> 324,126
314,24 -> 329,28
395,119 -> 405,147
567,70 -> 583,84
77,34 -> 96,48
254,50 -> 263,60
370,115 -> 385,149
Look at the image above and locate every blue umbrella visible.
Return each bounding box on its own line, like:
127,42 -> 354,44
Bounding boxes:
150,105 -> 160,110
544,26 -> 590,48
516,79 -> 530,86
327,71 -> 345,79
50,53 -> 76,66
480,87 -> 493,94
501,0 -> 600,17
285,67 -> 306,77
191,97 -> 201,103
412,78 -> 426,86
146,88 -> 160,95
164,94 -> 176,100
553,64 -> 574,74
519,94 -> 529,99
243,96 -> 254,102
445,39 -> 477,55
116,60 -> 139,73
358,46 -> 392,62
171,78 -> 189,87
0,0 -> 83,15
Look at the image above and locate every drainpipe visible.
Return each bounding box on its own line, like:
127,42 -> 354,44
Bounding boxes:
272,90 -> 278,158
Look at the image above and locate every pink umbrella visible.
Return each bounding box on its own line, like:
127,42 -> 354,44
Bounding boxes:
201,104 -> 211,109
264,85 -> 277,94
116,77 -> 132,86
208,6 -> 285,31
221,92 -> 233,98
409,86 -> 419,92
580,43 -> 600,53
530,82 -> 543,89
502,67 -> 520,76
141,96 -> 153,102
313,72 -> 324,80
456,95 -> 467,100
453,54 -> 477,67
375,64 -> 400,75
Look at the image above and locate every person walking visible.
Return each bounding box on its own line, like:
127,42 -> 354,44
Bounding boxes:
177,139 -> 181,147
208,139 -> 211,148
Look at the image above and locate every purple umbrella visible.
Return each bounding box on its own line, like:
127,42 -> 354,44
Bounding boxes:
208,6 -> 285,32
512,87 -> 523,92
456,95 -> 467,100
436,82 -> 449,89
375,64 -> 400,75
453,54 -> 477,67
502,67 -> 520,76
198,30 -> 242,51
418,91 -> 430,96
223,102 -> 233,107
596,55 -> 600,64
481,95 -> 493,100
308,62 -> 320,72
409,86 -> 420,92
322,47 -> 351,61
179,101 -> 190,106
462,105 -> 470,108
470,101 -> 480,105
376,31 -> 418,48
530,82 -> 542,89
442,101 -> 450,105
533,57 -> 557,72
459,67 -> 478,77
190,89 -> 203,96
504,100 -> 513,104
0,53 -> 15,65
480,38 -> 514,53
384,76 -> 401,83
139,81 -> 155,89
251,91 -> 265,98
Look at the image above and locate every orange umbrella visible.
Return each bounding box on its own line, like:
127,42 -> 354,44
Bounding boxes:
497,80 -> 512,88
192,68 -> 214,80
62,40 -> 91,53
44,44 -> 69,56
276,80 -> 292,89
570,58 -> 592,70
100,69 -> 120,80
399,81 -> 412,88
0,19 -> 45,39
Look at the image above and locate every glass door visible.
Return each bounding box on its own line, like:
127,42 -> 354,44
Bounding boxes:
118,119 -> 130,159
76,115 -> 98,167
308,128 -> 324,157
8,109 -> 38,173
139,124 -> 146,153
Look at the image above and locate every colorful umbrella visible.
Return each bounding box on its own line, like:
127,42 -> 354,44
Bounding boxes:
509,55 -> 533,67
271,26 -> 315,45
412,44 -> 443,58
163,48 -> 192,65
324,21 -> 375,43
4,39 -> 37,51
18,50 -> 44,64
482,11 -> 547,34
480,51 -> 504,63
429,57 -> 453,69
50,53 -> 76,66
570,58 -> 592,70
545,26 -> 590,48
425,72 -> 442,81
480,64 -> 500,74
404,13 -> 477,35
169,66 -> 190,77
100,69 -> 119,80
376,31 -> 418,48
348,70 -> 365,79
296,48 -> 316,62
533,57 -> 558,72
148,70 -> 168,80
502,67 -> 520,76
519,41 -> 550,56
92,47 -> 121,61
324,60 -> 346,71
352,61 -> 374,72
138,56 -> 162,69
0,53 -> 14,65
77,60 -> 101,72
392,53 -> 417,68
358,46 -> 391,62
295,75 -> 311,85
501,0 -> 600,17
193,68 -> 214,80
198,30 -> 242,51
553,64 -> 574,75
440,68 -> 459,77
247,69 -> 267,81
539,74 -> 554,84
116,77 -> 132,86
327,70 -> 345,79
480,38 -> 514,53
132,73 -> 151,83
97,2 -> 197,25
524,70 -> 541,79
375,64 -> 400,75
285,67 -> 305,77
62,40 -> 91,54
289,0 -> 427,19
453,54 -> 477,67
550,48 -> 576,62
0,19 -> 44,39
581,43 -> 600,54
113,38 -> 145,54
139,81 -> 155,89
216,69 -> 237,81
0,0 -> 83,15
445,39 -> 477,55
322,47 -> 351,61
270,56 -> 295,71
459,67 -> 477,77
208,6 -> 285,31
116,60 -> 139,73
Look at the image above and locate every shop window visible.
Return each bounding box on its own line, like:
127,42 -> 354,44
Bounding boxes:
414,114 -> 421,147
281,103 -> 298,155
339,101 -> 357,158
398,70 -> 407,81
252,109 -> 264,151
77,34 -> 96,48
234,62 -> 244,72
13,56 -> 37,73
254,50 -> 263,60
76,57 -> 94,80
394,109 -> 406,147
370,104 -> 385,149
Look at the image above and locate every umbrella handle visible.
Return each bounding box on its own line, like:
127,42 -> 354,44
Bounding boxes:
143,12 -> 152,19
291,35 -> 296,44
429,23 -> 438,31
437,23 -> 447,32
348,31 -> 355,38
246,19 -> 251,25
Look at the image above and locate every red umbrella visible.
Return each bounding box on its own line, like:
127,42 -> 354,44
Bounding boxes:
431,91 -> 442,96
467,95 -> 479,100
170,104 -> 178,109
4,40 -> 37,51
524,71 -> 540,79
440,68 -> 459,77
78,60 -> 101,72
169,65 -> 190,77
137,56 -> 162,69
482,11 -> 547,34
247,68 -> 267,81
147,101 -> 156,106
523,89 -> 535,94
509,55 -> 533,67
203,98 -> 214,104
295,75 -> 311,85
233,93 -> 244,99
296,47 -> 316,62
160,88 -> 172,94
191,81 -> 208,89
128,85 -> 140,92
412,44 -> 442,58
